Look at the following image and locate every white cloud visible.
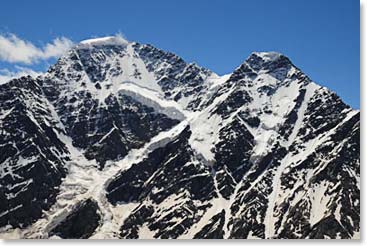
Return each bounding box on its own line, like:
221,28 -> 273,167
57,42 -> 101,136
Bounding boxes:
0,33 -> 73,64
42,37 -> 74,58
0,67 -> 42,85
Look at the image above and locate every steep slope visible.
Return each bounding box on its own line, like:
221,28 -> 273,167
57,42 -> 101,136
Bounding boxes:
42,37 -> 186,169
133,42 -> 223,110
106,52 -> 360,239
0,37 -> 360,239
0,76 -> 69,229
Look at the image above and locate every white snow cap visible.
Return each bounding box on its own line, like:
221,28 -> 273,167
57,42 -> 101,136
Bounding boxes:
79,34 -> 129,47
251,51 -> 284,62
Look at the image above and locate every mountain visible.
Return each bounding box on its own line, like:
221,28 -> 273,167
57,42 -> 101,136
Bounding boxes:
0,36 -> 359,239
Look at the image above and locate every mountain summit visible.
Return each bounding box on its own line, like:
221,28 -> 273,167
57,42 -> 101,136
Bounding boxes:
0,36 -> 360,239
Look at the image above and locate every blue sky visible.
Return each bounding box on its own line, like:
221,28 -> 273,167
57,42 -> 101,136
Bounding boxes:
0,0 -> 359,108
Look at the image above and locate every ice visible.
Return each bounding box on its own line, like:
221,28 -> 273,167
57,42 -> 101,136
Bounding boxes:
79,34 -> 129,47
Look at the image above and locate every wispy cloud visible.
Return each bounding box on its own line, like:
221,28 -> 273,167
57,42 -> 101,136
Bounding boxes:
0,67 -> 42,85
0,33 -> 73,64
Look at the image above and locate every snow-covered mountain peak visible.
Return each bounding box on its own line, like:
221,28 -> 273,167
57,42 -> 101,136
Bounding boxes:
46,39 -> 168,104
244,51 -> 293,73
251,51 -> 283,62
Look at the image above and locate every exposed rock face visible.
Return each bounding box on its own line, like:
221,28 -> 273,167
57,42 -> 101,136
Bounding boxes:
0,77 -> 68,229
49,199 -> 101,239
0,37 -> 360,239
42,43 -> 181,169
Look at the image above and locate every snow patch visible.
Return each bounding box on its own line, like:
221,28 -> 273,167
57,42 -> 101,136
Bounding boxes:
189,112 -> 222,164
252,51 -> 283,62
79,34 -> 129,47
309,181 -> 332,226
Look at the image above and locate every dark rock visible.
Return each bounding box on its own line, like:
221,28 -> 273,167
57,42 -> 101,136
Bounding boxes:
49,199 -> 101,239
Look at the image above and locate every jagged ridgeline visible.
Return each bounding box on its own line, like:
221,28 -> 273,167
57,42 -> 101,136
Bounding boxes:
0,36 -> 359,239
